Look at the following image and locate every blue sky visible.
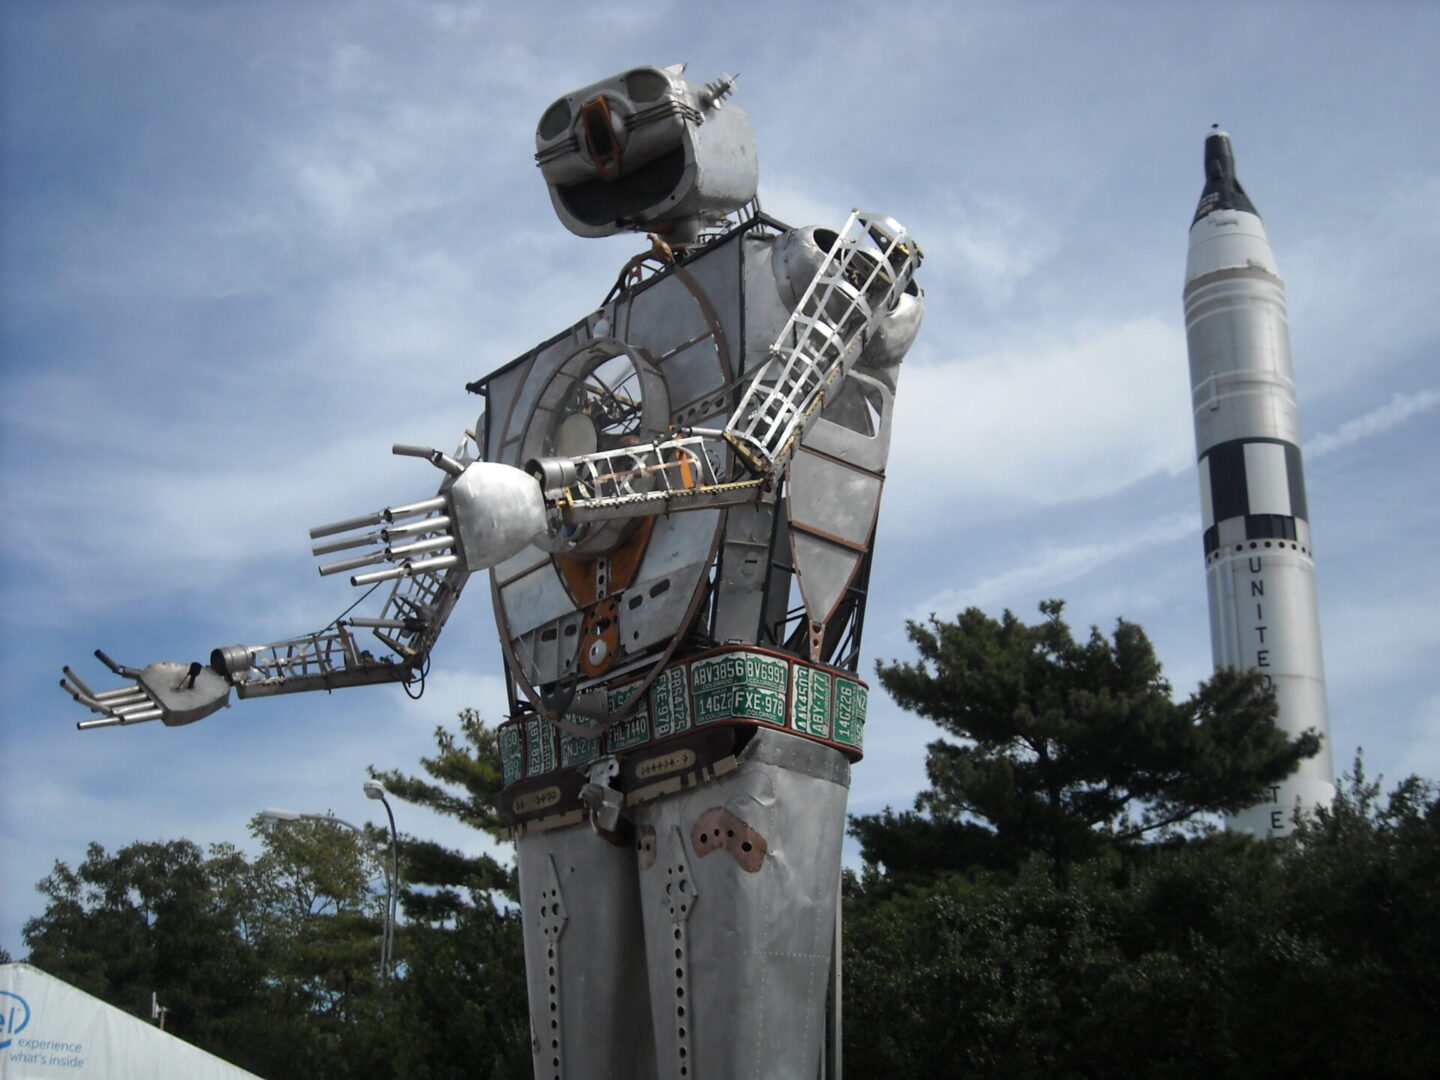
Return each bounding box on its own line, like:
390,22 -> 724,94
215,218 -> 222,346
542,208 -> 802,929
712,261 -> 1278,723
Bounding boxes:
3,0 -> 1437,955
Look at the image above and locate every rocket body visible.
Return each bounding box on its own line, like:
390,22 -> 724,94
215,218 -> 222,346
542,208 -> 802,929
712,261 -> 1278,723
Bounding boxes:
1183,130 -> 1334,836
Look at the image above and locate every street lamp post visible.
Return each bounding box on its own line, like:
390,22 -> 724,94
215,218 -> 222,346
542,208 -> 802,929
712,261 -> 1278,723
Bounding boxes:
363,780 -> 399,979
259,784 -> 399,979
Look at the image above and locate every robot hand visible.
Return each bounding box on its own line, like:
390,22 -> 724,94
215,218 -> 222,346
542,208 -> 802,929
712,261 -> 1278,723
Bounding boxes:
60,651 -> 232,730
311,449 -> 550,586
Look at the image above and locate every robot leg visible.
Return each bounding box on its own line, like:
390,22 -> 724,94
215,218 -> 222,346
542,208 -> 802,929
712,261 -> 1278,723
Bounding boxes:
517,824 -> 656,1080
633,729 -> 850,1080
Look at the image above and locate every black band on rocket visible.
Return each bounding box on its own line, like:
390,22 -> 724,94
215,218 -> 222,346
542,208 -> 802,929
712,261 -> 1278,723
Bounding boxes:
1200,436 -> 1309,524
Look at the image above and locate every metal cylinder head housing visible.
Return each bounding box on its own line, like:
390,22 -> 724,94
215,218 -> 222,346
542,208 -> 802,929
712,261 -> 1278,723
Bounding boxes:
535,64 -> 758,240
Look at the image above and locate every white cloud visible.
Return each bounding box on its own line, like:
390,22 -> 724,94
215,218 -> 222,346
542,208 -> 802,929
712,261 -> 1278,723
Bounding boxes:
885,317 -> 1193,523
1306,388 -> 1440,460
382,664 -> 510,733
916,189 -> 1060,307
754,177 -> 853,237
9,423 -> 461,613
906,510 -> 1196,619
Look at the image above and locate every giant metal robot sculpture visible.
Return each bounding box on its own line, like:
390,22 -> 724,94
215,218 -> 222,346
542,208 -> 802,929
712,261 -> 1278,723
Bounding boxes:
60,65 -> 922,1080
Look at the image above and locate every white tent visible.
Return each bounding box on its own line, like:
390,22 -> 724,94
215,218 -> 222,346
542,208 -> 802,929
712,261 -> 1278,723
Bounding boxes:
1,964 -> 263,1080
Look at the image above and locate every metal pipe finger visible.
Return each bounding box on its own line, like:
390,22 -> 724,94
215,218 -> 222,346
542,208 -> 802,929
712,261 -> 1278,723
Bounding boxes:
309,511 -> 385,540
117,710 -> 162,725
392,444 -> 464,477
94,649 -> 139,677
350,553 -> 459,586
382,496 -> 447,522
61,666 -> 99,699
111,698 -> 161,716
386,535 -> 454,559
77,716 -> 125,730
93,686 -> 148,703
59,680 -> 110,713
318,550 -> 388,577
380,515 -> 450,541
312,530 -> 384,557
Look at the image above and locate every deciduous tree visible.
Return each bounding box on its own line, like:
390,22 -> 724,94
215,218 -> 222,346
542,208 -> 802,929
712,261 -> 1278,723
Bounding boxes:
19,709 -> 533,1079
24,839 -> 268,1073
22,825 -> 393,1079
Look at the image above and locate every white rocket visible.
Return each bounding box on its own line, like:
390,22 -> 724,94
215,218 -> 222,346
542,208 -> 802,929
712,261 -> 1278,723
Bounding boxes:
1183,127 -> 1334,836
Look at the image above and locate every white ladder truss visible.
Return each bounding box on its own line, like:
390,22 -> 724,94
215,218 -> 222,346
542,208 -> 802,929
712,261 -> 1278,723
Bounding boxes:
551,210 -> 920,524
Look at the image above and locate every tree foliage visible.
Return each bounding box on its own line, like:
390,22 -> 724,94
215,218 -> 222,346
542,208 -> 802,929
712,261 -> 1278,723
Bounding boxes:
22,622 -> 1433,1080
22,710 -> 530,1079
22,829 -> 382,1078
368,708 -> 530,1078
370,707 -> 517,920
842,601 -> 1431,1076
861,600 -> 1320,872
843,763 -> 1440,1078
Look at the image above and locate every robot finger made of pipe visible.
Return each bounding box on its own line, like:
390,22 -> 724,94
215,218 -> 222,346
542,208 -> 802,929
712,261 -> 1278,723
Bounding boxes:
61,64 -> 923,1080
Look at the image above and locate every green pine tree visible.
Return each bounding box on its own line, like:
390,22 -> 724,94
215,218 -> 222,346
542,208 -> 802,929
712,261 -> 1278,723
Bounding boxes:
367,708 -> 530,1078
855,600 -> 1320,875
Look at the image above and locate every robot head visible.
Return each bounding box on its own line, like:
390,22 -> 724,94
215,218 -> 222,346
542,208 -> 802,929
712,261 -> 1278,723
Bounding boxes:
535,65 -> 759,242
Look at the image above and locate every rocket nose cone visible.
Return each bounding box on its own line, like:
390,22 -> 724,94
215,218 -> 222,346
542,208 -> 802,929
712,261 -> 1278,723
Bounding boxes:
1204,127 -> 1237,182
1192,125 -> 1257,226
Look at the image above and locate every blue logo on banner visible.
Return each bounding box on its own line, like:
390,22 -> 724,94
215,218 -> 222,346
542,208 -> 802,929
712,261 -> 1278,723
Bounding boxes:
1,990 -> 31,1050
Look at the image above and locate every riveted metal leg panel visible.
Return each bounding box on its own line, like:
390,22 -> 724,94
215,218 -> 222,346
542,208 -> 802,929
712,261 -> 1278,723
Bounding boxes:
518,827 -> 656,1080
634,732 -> 849,1079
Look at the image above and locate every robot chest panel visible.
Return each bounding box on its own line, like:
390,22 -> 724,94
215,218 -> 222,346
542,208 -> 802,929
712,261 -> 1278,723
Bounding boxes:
483,234 -> 781,697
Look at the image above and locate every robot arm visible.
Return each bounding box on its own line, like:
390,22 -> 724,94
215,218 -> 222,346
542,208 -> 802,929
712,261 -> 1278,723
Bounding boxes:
60,435 -> 547,730
530,210 -> 922,525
